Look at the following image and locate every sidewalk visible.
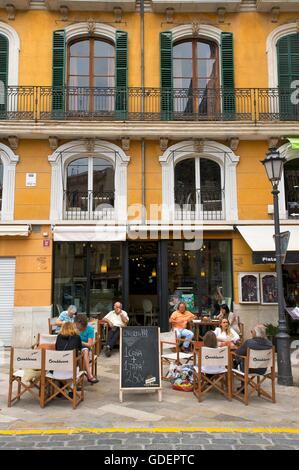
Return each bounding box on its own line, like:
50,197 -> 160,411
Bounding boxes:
1,349 -> 299,431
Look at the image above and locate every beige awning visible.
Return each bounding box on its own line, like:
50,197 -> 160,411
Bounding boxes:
0,225 -> 31,237
237,225 -> 299,251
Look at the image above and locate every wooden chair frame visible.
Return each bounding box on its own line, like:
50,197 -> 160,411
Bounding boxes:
160,333 -> 194,381
40,350 -> 85,410
8,348 -> 42,407
48,317 -> 58,335
231,347 -> 276,406
193,346 -> 232,402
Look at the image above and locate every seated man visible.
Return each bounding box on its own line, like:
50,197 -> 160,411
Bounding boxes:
234,324 -> 272,375
75,314 -> 99,384
169,302 -> 197,352
55,305 -> 77,333
103,302 -> 129,357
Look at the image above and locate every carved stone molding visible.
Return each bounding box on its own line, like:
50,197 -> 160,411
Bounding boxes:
229,137 -> 240,152
49,136 -> 59,151
121,137 -> 130,151
160,137 -> 168,151
217,8 -> 226,24
6,4 -> 16,21
8,135 -> 18,151
60,5 -> 69,22
271,7 -> 280,24
165,7 -> 175,24
85,138 -> 96,152
114,7 -> 123,23
193,138 -> 205,152
268,136 -> 280,149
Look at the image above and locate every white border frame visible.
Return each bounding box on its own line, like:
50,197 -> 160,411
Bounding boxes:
260,272 -> 278,306
238,272 -> 260,304
0,143 -> 19,221
48,140 -> 130,224
0,22 -> 20,87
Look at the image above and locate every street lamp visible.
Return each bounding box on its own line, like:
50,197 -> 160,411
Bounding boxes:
261,147 -> 293,386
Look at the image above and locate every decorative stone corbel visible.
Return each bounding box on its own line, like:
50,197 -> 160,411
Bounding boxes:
268,136 -> 280,149
271,7 -> 280,23
160,137 -> 169,151
85,138 -> 96,153
217,8 -> 226,24
114,7 -> 123,23
49,136 -> 59,151
8,135 -> 18,151
121,137 -> 130,152
192,21 -> 201,38
87,18 -> 96,37
60,5 -> 69,22
193,139 -> 205,152
165,7 -> 175,24
229,137 -> 240,152
6,4 -> 16,21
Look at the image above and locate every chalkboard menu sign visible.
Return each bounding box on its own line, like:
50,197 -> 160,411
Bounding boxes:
119,326 -> 162,402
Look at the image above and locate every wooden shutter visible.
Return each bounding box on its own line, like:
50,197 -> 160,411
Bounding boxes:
277,34 -> 299,120
221,32 -> 235,118
160,31 -> 173,120
115,30 -> 128,120
0,34 -> 8,118
52,30 -> 66,117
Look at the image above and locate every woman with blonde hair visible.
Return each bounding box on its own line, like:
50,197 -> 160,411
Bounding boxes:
55,321 -> 82,352
214,318 -> 239,349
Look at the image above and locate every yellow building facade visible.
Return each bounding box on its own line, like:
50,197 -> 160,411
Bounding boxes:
0,1 -> 299,346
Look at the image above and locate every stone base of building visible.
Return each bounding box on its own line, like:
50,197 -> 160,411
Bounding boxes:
12,306 -> 52,348
234,304 -> 278,340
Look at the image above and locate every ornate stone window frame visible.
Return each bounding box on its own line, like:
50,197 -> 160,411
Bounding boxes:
266,23 -> 299,88
159,140 -> 239,223
48,140 -> 130,223
0,21 -> 20,86
0,143 -> 19,221
64,22 -> 116,44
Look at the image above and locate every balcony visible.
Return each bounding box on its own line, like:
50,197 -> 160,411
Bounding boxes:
175,189 -> 225,221
151,1 -> 242,12
63,190 -> 115,221
2,86 -> 299,123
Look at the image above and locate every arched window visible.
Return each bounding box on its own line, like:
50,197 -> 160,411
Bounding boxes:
65,157 -> 115,220
0,158 -> 3,213
174,157 -> 222,220
173,39 -> 219,115
67,38 -> 115,113
284,158 -> 299,219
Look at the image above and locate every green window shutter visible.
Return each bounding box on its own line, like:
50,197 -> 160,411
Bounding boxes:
160,31 -> 173,120
221,32 -> 235,119
277,34 -> 299,120
52,30 -> 66,118
0,34 -> 8,119
115,30 -> 128,120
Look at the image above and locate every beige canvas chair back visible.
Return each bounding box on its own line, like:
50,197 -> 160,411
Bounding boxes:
160,331 -> 176,351
13,349 -> 41,370
45,350 -> 74,372
40,334 -> 57,345
201,347 -> 228,368
249,348 -> 273,370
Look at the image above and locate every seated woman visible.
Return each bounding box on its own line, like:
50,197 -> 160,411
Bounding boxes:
75,314 -> 99,384
217,304 -> 240,335
214,318 -> 240,349
201,331 -> 227,376
54,322 -> 82,381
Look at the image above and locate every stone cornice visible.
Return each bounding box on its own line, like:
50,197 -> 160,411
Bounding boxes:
0,121 -> 295,141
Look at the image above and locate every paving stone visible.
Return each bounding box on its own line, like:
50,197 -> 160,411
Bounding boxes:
198,445 -> 233,450
36,442 -> 66,447
175,445 -> 204,450
233,445 -> 266,450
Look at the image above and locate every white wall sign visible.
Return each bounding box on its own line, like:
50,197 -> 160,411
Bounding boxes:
26,173 -> 37,187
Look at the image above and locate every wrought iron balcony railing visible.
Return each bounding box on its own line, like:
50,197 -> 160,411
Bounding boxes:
1,86 -> 299,122
63,190 -> 115,220
175,189 -> 224,221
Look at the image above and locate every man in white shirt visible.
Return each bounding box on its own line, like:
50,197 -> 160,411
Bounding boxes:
103,301 -> 129,357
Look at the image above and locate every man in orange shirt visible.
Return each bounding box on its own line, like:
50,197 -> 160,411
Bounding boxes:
169,302 -> 197,351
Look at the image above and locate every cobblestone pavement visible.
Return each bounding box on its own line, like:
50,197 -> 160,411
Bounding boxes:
0,432 -> 299,450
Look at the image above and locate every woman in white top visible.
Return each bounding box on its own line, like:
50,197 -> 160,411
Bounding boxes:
217,304 -> 240,335
214,318 -> 240,349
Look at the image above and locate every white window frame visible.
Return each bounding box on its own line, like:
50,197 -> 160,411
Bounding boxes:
65,156 -> 115,220
238,272 -> 260,304
260,272 -> 278,306
159,140 -> 239,223
0,144 -> 19,221
48,140 -> 130,224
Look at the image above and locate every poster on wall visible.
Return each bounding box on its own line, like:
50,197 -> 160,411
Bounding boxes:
181,293 -> 195,312
260,273 -> 278,305
238,273 -> 260,303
